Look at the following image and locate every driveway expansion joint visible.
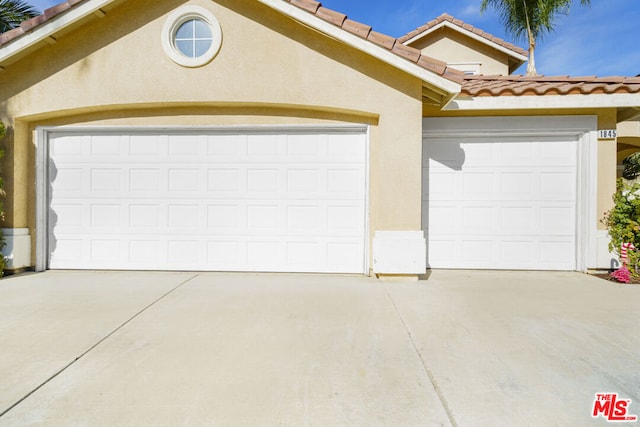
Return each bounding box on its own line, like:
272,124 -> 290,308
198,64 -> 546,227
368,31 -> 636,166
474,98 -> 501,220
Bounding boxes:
382,282 -> 458,427
0,273 -> 200,419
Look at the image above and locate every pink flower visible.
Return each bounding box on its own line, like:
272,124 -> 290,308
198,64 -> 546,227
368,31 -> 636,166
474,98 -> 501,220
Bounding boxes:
610,265 -> 632,284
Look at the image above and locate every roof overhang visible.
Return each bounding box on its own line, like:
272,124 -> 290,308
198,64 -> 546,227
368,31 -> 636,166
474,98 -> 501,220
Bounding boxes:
0,0 -> 114,67
448,93 -> 640,110
446,94 -> 640,122
259,0 -> 460,103
402,21 -> 528,65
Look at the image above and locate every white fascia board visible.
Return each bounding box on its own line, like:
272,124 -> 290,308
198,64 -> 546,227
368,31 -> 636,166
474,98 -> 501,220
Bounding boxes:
258,0 -> 460,96
446,93 -> 640,111
0,0 -> 115,64
403,21 -> 528,63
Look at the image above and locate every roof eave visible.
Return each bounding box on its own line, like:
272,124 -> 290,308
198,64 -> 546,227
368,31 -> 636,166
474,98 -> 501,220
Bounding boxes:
403,21 -> 528,63
0,0 -> 114,66
262,0 -> 460,99
445,93 -> 640,111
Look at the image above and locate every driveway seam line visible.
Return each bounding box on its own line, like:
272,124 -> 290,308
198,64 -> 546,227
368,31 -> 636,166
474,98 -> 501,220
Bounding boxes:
382,282 -> 458,427
0,273 -> 200,419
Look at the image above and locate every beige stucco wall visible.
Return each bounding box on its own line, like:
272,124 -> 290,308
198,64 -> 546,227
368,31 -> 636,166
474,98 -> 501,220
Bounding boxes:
597,110 -> 618,229
0,0 -> 426,267
407,27 -> 511,75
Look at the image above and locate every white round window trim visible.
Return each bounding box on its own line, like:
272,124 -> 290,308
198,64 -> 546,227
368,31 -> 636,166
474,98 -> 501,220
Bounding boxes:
162,6 -> 222,67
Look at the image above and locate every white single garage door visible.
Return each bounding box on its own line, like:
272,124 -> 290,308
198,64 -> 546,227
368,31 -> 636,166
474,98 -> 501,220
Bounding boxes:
423,133 -> 578,270
47,128 -> 367,273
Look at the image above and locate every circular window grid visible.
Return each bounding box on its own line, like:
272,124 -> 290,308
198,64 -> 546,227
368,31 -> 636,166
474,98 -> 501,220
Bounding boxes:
162,6 -> 222,68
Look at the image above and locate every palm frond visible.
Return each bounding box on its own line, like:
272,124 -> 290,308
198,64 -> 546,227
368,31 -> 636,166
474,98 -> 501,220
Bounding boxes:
0,0 -> 39,33
481,0 -> 591,41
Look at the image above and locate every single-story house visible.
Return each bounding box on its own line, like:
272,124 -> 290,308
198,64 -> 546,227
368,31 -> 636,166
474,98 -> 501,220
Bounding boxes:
1,0 -> 639,276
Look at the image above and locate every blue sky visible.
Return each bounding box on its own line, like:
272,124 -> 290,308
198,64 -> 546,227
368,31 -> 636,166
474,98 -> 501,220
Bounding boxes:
28,0 -> 640,77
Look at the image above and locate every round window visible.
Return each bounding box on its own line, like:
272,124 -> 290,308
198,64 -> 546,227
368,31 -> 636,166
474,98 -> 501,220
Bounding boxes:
162,6 -> 222,67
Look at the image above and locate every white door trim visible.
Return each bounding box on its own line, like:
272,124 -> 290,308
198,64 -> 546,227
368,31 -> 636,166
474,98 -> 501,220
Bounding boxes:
36,124 -> 370,273
422,116 -> 597,272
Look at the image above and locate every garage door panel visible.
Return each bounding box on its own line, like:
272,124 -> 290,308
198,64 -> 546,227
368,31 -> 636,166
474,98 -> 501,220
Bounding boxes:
501,207 -> 535,232
286,242 -> 322,266
48,130 -> 367,273
462,172 -> 493,196
246,205 -> 279,228
500,172 -> 533,196
52,204 -> 84,228
500,142 -> 534,164
168,134 -> 201,156
286,134 -> 320,156
129,135 -> 164,157
540,206 -> 575,232
426,239 -> 456,265
247,134 -> 278,156
50,238 -> 83,266
540,172 -> 575,198
540,141 -> 578,166
327,205 -> 363,232
287,205 -> 322,230
129,240 -> 161,266
207,204 -> 240,229
90,204 -> 121,228
53,168 -> 84,191
130,204 -> 161,228
52,135 -> 84,156
208,168 -> 242,192
462,206 -> 494,231
286,169 -> 320,192
540,240 -> 575,264
327,241 -> 365,271
423,171 -> 455,199
168,169 -> 201,192
501,241 -> 535,264
459,143 -> 495,165
206,240 -> 243,266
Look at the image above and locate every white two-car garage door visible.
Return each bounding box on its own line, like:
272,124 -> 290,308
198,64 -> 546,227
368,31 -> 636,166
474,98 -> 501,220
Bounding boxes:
423,120 -> 579,271
46,128 -> 367,273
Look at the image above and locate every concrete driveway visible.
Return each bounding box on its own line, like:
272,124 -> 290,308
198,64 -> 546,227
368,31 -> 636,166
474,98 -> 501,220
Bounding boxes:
0,270 -> 638,426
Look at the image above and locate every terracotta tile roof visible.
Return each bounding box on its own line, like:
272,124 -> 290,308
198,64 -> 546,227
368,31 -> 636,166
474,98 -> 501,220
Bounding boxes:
462,75 -> 640,97
0,0 -> 82,46
0,0 -> 465,84
283,0 -> 465,84
398,13 -> 528,58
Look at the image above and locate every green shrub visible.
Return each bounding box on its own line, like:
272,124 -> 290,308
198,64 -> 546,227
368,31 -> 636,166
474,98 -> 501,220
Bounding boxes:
602,178 -> 640,275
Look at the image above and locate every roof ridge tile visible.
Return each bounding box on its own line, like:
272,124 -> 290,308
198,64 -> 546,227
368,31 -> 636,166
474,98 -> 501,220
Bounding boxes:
342,18 -> 371,39
289,0 -> 320,14
315,6 -> 346,27
397,12 -> 528,57
366,30 -> 396,50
